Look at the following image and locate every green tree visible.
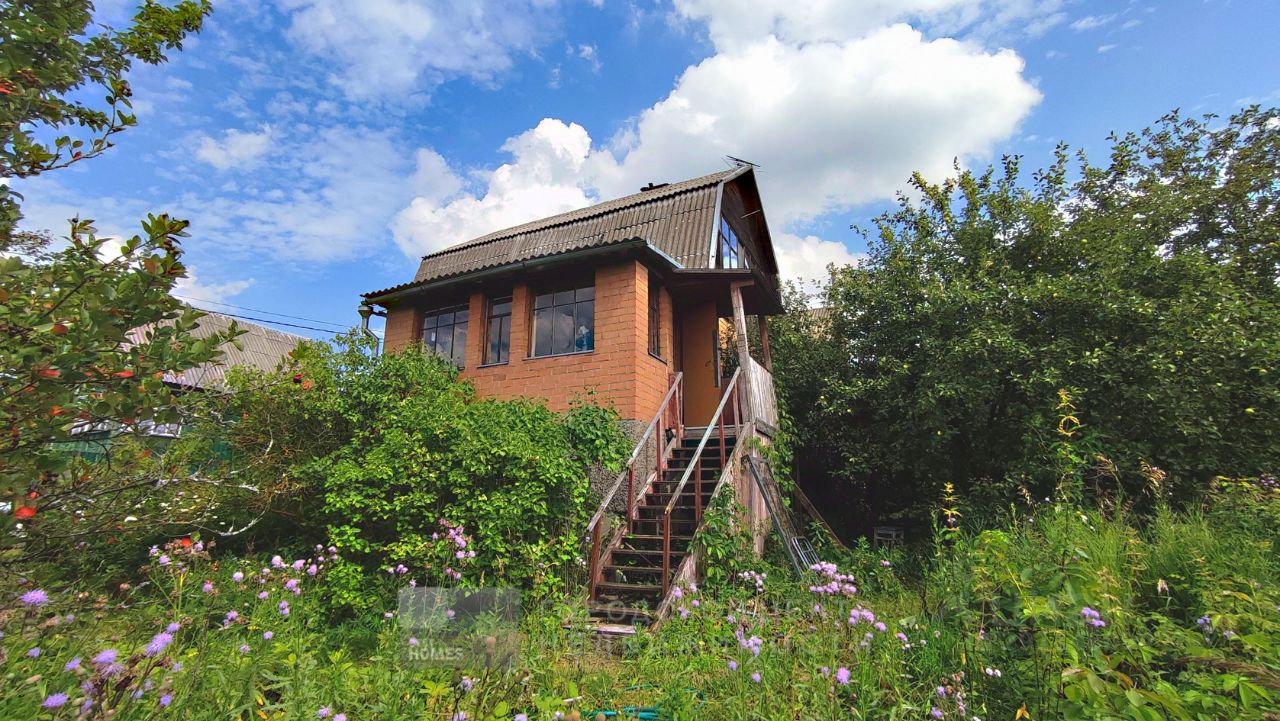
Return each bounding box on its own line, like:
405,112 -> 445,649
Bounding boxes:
776,108 -> 1280,524
1,1 -> 235,529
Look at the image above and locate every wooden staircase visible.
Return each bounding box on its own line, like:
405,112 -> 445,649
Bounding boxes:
587,431 -> 737,626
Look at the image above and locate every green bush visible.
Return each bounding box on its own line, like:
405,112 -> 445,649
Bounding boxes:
181,335 -> 628,613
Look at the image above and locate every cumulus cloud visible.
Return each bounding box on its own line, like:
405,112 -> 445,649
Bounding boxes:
393,119 -> 593,256
587,26 -> 1041,225
277,0 -> 560,99
774,233 -> 867,290
193,126 -> 275,170
390,13 -> 1041,284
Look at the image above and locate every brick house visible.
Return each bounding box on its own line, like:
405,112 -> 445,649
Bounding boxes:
363,164 -> 793,628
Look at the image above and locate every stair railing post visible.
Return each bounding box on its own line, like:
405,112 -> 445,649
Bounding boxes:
661,512 -> 671,596
718,412 -> 726,468
589,520 -> 601,602
695,455 -> 702,523
657,415 -> 664,474
627,464 -> 635,523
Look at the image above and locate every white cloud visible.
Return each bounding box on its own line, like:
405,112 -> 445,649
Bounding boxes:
670,0 -> 1068,50
193,126 -> 275,170
390,12 -> 1041,283
393,119 -> 593,256
587,27 -> 1041,226
179,126 -> 419,263
773,233 -> 866,289
174,268 -> 256,304
1097,43 -> 1118,53
577,43 -> 602,72
277,0 -> 560,99
1070,13 -> 1115,31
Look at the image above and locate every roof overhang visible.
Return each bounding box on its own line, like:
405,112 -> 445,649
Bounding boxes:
667,268 -> 785,315
363,237 -> 682,306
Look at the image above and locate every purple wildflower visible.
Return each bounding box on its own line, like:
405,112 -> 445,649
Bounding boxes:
728,660 -> 738,671
65,657 -> 81,671
144,632 -> 174,657
233,571 -> 245,582
278,601 -> 290,616
931,708 -> 944,719
201,580 -> 214,594
43,693 -> 69,708
317,708 -> 332,719
166,622 -> 181,633
751,672 -> 762,683
258,591 -> 270,600
20,588 -> 49,606
263,631 -> 274,640
239,644 -> 251,654
225,610 -> 239,624
159,694 -> 173,707
334,714 -> 346,721
27,646 -> 41,658
835,667 -> 851,685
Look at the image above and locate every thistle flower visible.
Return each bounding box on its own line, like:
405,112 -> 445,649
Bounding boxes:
159,693 -> 173,707
144,632 -> 174,657
239,644 -> 251,654
259,591 -> 270,600
201,580 -> 214,594
166,622 -> 181,633
460,677 -> 474,692
931,708 -> 944,719
278,600 -> 290,616
27,646 -> 41,658
317,708 -> 332,719
225,610 -> 239,624
408,636 -> 418,646
271,555 -> 285,569
728,660 -> 737,671
20,588 -> 49,607
65,657 -> 81,671
232,572 -> 245,583
263,631 -> 274,640
334,714 -> 346,721
835,667 -> 851,685
307,564 -> 318,576
751,672 -> 762,683
158,555 -> 170,566
43,693 -> 69,708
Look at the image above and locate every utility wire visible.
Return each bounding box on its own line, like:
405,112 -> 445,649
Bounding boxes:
198,310 -> 345,335
173,294 -> 349,330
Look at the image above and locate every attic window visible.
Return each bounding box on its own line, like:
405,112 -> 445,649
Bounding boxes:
421,303 -> 469,367
717,217 -> 748,269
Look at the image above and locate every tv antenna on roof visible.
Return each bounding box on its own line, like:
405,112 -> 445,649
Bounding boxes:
723,155 -> 760,169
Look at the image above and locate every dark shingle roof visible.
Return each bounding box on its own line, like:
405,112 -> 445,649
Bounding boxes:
367,166 -> 749,298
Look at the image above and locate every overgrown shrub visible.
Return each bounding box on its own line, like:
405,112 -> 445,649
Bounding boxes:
180,335 -> 628,612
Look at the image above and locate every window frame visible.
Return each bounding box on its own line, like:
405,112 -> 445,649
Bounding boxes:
647,277 -> 662,359
420,302 -> 470,368
483,294 -> 513,366
529,281 -> 596,358
717,216 -> 749,270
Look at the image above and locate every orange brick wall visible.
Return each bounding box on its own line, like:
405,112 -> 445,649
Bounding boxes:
380,259 -> 676,422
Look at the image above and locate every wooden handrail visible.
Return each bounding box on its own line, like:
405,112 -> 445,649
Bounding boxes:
584,372 -> 683,536
661,368 -> 741,594
586,372 -> 684,602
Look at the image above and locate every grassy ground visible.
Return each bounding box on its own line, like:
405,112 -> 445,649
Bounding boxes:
4,485 -> 1279,720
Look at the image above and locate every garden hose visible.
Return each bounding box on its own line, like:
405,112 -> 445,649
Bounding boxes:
582,684 -> 705,720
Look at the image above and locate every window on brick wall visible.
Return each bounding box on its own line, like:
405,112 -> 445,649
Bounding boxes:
531,283 -> 594,357
421,303 -> 469,367
647,276 -> 662,358
485,294 -> 512,365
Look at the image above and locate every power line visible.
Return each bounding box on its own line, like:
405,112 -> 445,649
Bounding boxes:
173,294 -> 349,330
200,310 -> 345,335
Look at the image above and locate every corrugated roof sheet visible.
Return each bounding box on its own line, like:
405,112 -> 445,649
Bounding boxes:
367,167 -> 748,298
127,311 -> 307,391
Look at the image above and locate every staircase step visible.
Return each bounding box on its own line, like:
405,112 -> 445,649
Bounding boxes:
611,547 -> 687,562
587,605 -> 655,625
594,581 -> 663,597
604,564 -> 664,577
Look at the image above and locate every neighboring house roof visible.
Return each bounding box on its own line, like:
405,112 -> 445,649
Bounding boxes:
127,310 -> 307,391
366,166 -> 752,299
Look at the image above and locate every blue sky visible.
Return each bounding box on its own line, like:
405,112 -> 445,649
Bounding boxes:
15,0 -> 1280,339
